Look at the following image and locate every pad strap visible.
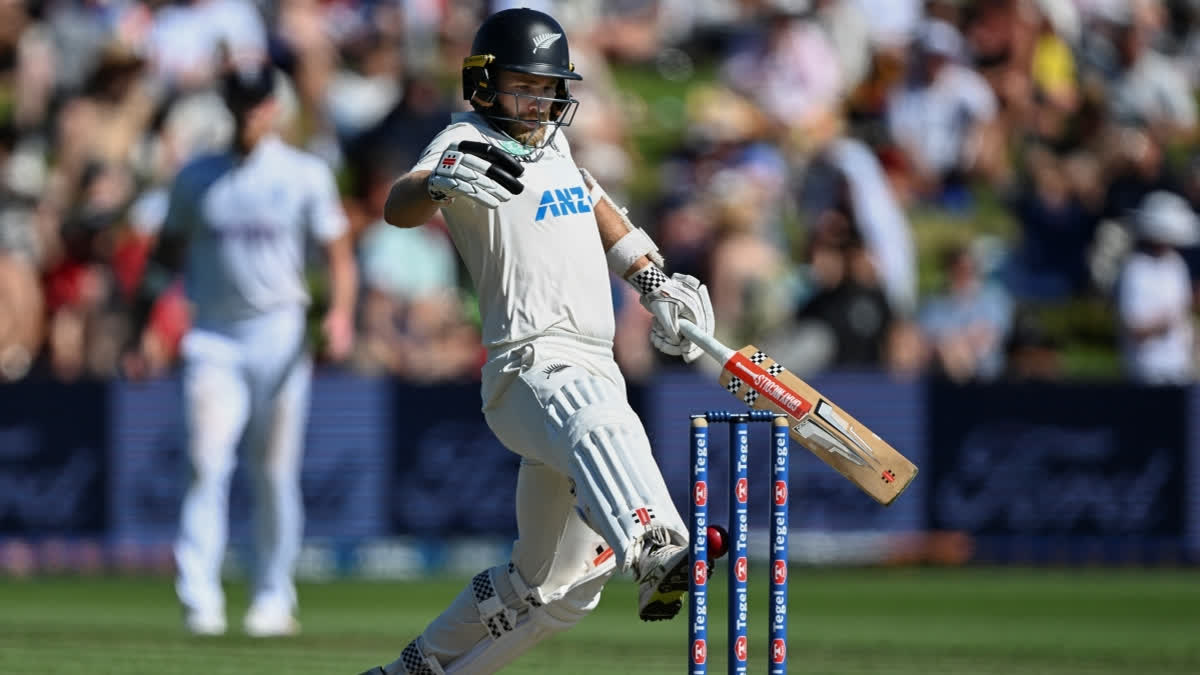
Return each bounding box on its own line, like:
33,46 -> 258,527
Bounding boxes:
506,562 -> 543,608
394,637 -> 446,675
473,569 -> 519,640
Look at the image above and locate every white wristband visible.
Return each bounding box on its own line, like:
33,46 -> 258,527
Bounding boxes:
606,227 -> 664,277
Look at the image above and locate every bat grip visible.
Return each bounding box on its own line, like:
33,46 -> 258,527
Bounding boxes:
678,318 -> 735,363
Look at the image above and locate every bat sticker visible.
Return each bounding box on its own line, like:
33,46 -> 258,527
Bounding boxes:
813,400 -> 876,459
791,418 -> 871,467
677,315 -> 919,505
728,355 -> 812,416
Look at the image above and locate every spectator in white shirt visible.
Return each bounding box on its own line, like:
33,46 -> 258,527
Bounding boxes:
1101,8 -> 1197,141
815,0 -> 873,95
886,19 -> 1001,204
1116,191 -> 1200,384
145,0 -> 267,90
721,7 -> 843,130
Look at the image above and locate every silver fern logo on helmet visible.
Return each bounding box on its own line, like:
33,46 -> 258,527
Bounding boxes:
531,32 -> 562,53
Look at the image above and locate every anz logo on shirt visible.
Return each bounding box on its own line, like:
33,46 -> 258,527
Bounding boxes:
534,186 -> 592,222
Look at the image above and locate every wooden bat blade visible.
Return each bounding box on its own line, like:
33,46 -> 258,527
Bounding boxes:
716,345 -> 918,505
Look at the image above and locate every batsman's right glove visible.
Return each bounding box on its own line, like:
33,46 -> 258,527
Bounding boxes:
636,270 -> 716,364
427,140 -> 525,209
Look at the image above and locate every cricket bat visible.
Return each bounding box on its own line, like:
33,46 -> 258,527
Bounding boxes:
679,319 -> 917,505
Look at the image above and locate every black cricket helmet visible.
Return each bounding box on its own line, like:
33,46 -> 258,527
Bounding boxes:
462,8 -> 582,149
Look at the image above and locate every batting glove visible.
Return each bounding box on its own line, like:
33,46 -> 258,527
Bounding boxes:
427,141 -> 525,209
634,269 -> 716,363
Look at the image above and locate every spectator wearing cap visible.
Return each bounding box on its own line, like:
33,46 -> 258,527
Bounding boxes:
1115,191 -> 1200,384
919,242 -> 1015,382
1103,5 -> 1196,140
885,19 -> 1002,207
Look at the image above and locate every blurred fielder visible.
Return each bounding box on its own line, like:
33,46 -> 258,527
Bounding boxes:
359,8 -> 715,675
125,61 -> 358,637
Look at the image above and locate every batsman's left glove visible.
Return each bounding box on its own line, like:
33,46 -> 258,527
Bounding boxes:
427,140 -> 525,209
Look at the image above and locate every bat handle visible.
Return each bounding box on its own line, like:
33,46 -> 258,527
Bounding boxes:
678,318 -> 735,363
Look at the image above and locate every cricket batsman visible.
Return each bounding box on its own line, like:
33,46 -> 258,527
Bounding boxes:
125,61 -> 358,637
357,8 -> 716,674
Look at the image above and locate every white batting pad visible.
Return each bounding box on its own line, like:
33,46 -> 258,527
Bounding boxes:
542,372 -> 687,571
510,460 -> 618,605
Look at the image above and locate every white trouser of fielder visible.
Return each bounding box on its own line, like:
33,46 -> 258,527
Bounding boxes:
174,306 -> 311,618
392,333 -> 686,674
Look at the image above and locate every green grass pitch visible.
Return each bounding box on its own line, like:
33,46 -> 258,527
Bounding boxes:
2,568 -> 1198,674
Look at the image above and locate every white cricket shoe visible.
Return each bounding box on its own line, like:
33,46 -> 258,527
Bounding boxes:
184,609 -> 227,636
243,604 -> 300,637
634,533 -> 690,622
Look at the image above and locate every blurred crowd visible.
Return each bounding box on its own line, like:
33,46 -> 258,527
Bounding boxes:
0,0 -> 1196,386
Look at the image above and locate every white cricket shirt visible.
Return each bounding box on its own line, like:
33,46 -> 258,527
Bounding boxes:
413,112 -> 615,349
164,135 -> 348,323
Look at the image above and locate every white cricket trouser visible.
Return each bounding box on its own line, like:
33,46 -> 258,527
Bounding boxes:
174,306 -> 311,616
401,333 -> 685,673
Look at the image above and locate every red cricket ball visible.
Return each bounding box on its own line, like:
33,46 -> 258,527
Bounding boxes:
707,525 -> 729,560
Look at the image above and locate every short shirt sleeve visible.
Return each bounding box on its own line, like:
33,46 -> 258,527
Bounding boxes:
307,157 -> 349,243
412,123 -> 487,174
162,162 -> 204,237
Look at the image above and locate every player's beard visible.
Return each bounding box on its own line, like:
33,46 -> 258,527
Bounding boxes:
501,111 -> 551,147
